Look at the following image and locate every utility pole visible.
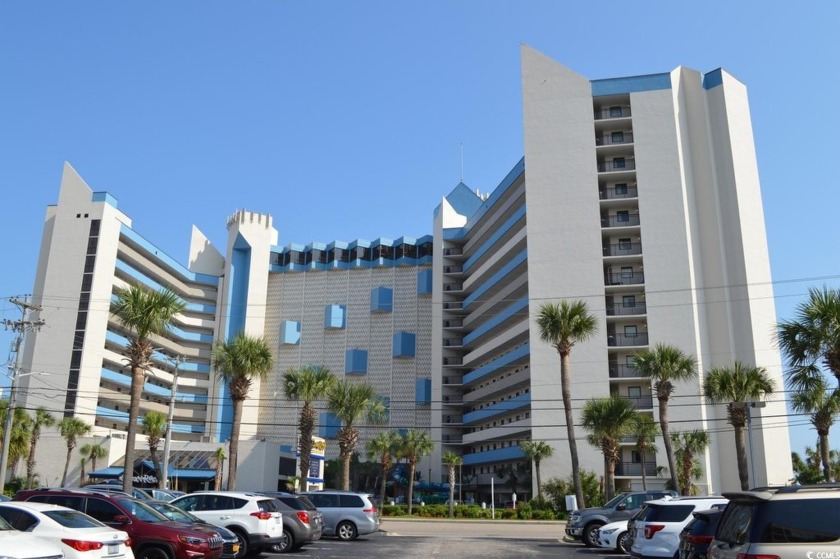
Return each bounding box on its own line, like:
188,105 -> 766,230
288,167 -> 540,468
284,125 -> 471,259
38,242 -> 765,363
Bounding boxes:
161,354 -> 184,490
0,297 -> 45,495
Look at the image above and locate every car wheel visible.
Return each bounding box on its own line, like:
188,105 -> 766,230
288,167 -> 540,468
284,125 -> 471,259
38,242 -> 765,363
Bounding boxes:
231,529 -> 249,559
137,547 -> 172,559
617,531 -> 630,554
583,523 -> 603,548
270,529 -> 295,553
336,521 -> 358,541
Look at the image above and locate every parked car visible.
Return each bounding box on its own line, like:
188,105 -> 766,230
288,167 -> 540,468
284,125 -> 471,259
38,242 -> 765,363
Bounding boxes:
630,496 -> 728,559
678,508 -> 723,559
0,513 -> 65,559
169,491 -> 283,558
14,488 -> 225,559
709,484 -> 840,559
0,501 -> 133,559
596,519 -> 631,554
257,492 -> 323,552
82,486 -> 153,501
144,500 -> 239,559
566,490 -> 677,547
300,490 -> 379,541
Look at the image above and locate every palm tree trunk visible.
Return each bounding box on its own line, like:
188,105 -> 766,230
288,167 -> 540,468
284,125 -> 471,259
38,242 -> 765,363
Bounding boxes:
298,403 -> 314,484
659,397 -> 679,491
341,451 -> 351,491
561,352 -> 585,509
61,446 -> 72,486
733,422 -> 750,490
80,461 -> 86,486
379,459 -> 388,512
26,432 -> 39,489
607,456 -> 616,501
448,466 -> 455,518
227,399 -> 243,490
819,430 -> 831,482
640,448 -> 648,490
150,449 -> 162,489
123,364 -> 146,494
407,461 -> 416,515
535,459 -> 542,500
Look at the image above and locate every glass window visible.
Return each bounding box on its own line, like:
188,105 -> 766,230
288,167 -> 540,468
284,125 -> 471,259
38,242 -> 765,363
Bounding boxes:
612,157 -> 626,169
754,499 -> 840,543
0,507 -> 38,531
615,183 -> 628,195
307,493 -> 339,508
616,210 -> 630,222
628,386 -> 642,398
610,106 -> 622,118
173,495 -> 200,511
618,238 -> 632,250
624,325 -> 638,337
717,503 -> 754,545
44,509 -> 105,529
85,498 -> 123,523
612,131 -> 624,143
621,266 -> 633,278
339,495 -> 365,507
623,295 -> 636,308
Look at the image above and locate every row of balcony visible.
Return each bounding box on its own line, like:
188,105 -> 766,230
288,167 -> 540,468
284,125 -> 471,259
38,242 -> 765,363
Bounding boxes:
602,213 -> 640,228
595,106 -> 631,120
604,242 -> 642,257
596,132 -> 634,146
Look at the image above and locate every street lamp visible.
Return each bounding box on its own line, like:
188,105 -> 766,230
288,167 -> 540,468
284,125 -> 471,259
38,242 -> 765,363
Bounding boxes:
161,354 -> 184,490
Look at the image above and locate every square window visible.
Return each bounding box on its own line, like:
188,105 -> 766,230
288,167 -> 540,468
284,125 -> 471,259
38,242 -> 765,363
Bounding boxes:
628,386 -> 642,398
626,355 -> 635,366
621,266 -> 633,278
324,305 -> 346,329
624,325 -> 638,337
615,183 -> 628,195
611,131 -> 624,143
623,295 -> 636,308
610,106 -> 622,118
618,238 -> 632,250
612,157 -> 626,169
616,210 -> 630,222
281,321 -> 301,345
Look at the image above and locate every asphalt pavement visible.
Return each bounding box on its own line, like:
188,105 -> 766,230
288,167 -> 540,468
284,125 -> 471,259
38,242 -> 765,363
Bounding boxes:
379,517 -> 568,539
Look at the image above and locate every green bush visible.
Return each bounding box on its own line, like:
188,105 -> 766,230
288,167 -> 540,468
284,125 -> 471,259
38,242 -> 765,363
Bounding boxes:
542,470 -> 604,513
531,509 -> 556,520
515,502 -> 533,519
500,508 -> 517,519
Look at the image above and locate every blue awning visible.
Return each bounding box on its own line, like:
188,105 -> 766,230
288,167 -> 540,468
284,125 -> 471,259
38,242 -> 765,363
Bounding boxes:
89,466 -> 215,481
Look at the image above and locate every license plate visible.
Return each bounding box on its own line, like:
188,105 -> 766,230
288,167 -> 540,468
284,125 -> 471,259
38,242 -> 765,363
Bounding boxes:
107,545 -> 119,555
231,544 -> 240,553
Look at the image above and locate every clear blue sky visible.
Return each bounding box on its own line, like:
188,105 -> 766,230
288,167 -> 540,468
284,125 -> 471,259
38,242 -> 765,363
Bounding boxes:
1,2 -> 837,460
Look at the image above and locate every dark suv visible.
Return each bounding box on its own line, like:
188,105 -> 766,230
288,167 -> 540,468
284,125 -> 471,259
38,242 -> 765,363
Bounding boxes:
14,488 -> 224,559
566,490 -> 678,547
709,484 -> 840,559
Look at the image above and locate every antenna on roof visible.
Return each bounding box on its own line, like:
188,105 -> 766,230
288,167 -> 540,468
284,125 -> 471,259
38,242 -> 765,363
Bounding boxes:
460,143 -> 464,183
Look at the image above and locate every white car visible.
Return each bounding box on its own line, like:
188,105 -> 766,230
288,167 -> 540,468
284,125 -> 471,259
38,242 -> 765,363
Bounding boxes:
597,519 -> 631,554
0,513 -> 64,559
0,501 -> 132,559
630,496 -> 728,559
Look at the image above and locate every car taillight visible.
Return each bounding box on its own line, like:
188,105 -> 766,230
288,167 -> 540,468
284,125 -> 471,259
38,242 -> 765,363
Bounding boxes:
363,507 -> 377,514
687,534 -> 713,545
251,511 -> 273,520
61,539 -> 104,552
125,538 -> 132,548
736,555 -> 780,559
644,524 -> 665,539
296,511 -> 310,524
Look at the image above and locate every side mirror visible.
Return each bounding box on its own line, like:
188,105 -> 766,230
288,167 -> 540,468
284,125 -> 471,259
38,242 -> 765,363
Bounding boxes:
616,504 -> 626,511
113,515 -> 131,524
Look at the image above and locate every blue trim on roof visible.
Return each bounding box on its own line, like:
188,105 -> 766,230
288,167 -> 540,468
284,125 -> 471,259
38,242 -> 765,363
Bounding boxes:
703,69 -> 724,90
119,225 -> 219,286
463,343 -> 530,385
92,191 -> 118,208
462,446 -> 525,466
591,73 -> 672,96
445,182 -> 483,217
463,393 -> 530,425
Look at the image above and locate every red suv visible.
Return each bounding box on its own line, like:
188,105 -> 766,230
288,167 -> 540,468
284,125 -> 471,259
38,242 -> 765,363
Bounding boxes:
14,488 -> 223,559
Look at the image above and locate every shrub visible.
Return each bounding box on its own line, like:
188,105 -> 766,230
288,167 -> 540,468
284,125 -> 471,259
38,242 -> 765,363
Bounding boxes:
542,470 -> 604,513
500,508 -> 517,519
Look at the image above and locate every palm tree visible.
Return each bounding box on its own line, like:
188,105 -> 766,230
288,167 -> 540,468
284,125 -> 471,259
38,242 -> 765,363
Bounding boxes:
442,451 -> 462,518
213,447 -> 226,490
0,404 -> 32,481
790,376 -> 840,482
79,456 -> 88,485
581,396 -> 639,501
397,430 -> 434,515
632,344 -> 698,491
671,430 -> 710,495
632,414 -> 660,490
366,430 -> 400,512
141,410 -> 168,488
112,284 -> 185,494
702,361 -> 775,489
537,300 -> 597,509
26,407 -> 55,489
326,380 -> 386,491
777,286 -> 840,392
519,440 -> 554,501
212,332 -> 275,491
58,417 -> 91,486
283,365 -> 337,487
80,443 -> 108,485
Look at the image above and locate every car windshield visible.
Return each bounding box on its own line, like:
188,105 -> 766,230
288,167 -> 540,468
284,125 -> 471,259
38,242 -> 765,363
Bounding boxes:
44,509 -> 106,528
147,501 -> 201,523
603,493 -> 627,509
114,498 -> 169,522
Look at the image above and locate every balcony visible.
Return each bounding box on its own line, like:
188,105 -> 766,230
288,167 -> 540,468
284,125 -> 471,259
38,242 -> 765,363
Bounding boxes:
605,271 -> 644,285
443,356 -> 464,366
442,415 -> 464,426
443,282 -> 463,292
442,434 -> 463,444
596,132 -> 634,146
442,395 -> 464,405
443,319 -> 464,329
607,332 -> 649,347
598,159 -> 636,173
595,106 -> 632,120
603,242 -> 643,257
443,247 -> 463,257
616,394 -> 654,409
443,301 -> 464,311
609,364 -> 643,379
444,265 -> 464,274
615,461 -> 657,476
443,338 -> 463,347
601,214 -> 640,228
442,375 -> 463,386
606,302 -> 647,316
600,185 -> 638,200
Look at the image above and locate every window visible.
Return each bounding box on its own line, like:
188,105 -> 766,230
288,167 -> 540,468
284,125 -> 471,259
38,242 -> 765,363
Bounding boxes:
628,386 -> 642,398
611,131 -> 624,143
616,210 -> 630,223
623,295 -> 636,308
612,157 -> 626,169
339,495 -> 365,507
754,499 -> 840,543
621,266 -> 634,279
618,238 -> 632,251
624,325 -> 638,338
610,106 -> 623,118
85,498 -> 123,523
615,183 -> 628,195
626,355 -> 635,366
631,451 -> 642,463
0,508 -> 37,531
308,493 -> 339,508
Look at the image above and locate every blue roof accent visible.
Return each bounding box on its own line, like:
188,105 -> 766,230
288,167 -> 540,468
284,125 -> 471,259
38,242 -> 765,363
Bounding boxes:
703,69 -> 724,90
464,393 -> 530,425
270,255 -> 432,273
119,225 -> 219,286
462,446 -> 525,466
307,241 -> 327,251
592,73 -> 672,96
463,343 -> 530,385
92,191 -> 118,208
445,182 -> 484,218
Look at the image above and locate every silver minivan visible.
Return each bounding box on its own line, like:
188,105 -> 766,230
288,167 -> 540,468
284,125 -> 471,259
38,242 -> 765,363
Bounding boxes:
301,490 -> 379,541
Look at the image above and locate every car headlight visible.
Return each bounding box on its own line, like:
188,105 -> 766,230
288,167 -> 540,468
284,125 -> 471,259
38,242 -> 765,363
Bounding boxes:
179,535 -> 205,546
601,528 -> 618,535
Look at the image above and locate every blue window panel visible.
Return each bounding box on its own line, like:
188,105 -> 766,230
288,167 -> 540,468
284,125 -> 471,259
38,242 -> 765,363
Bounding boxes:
462,446 -> 525,466
417,269 -> 433,294
463,393 -> 531,425
415,379 -> 431,405
463,343 -> 530,385
370,286 -> 393,313
319,412 -> 341,439
281,320 -> 301,345
324,304 -> 346,329
393,332 -> 416,358
345,349 -> 368,374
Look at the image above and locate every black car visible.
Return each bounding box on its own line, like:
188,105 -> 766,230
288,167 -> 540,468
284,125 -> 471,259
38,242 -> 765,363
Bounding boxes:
146,499 -> 241,559
678,508 -> 724,559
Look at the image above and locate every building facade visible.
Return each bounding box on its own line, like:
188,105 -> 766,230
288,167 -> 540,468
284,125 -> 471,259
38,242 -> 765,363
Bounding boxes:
17,46 -> 791,496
